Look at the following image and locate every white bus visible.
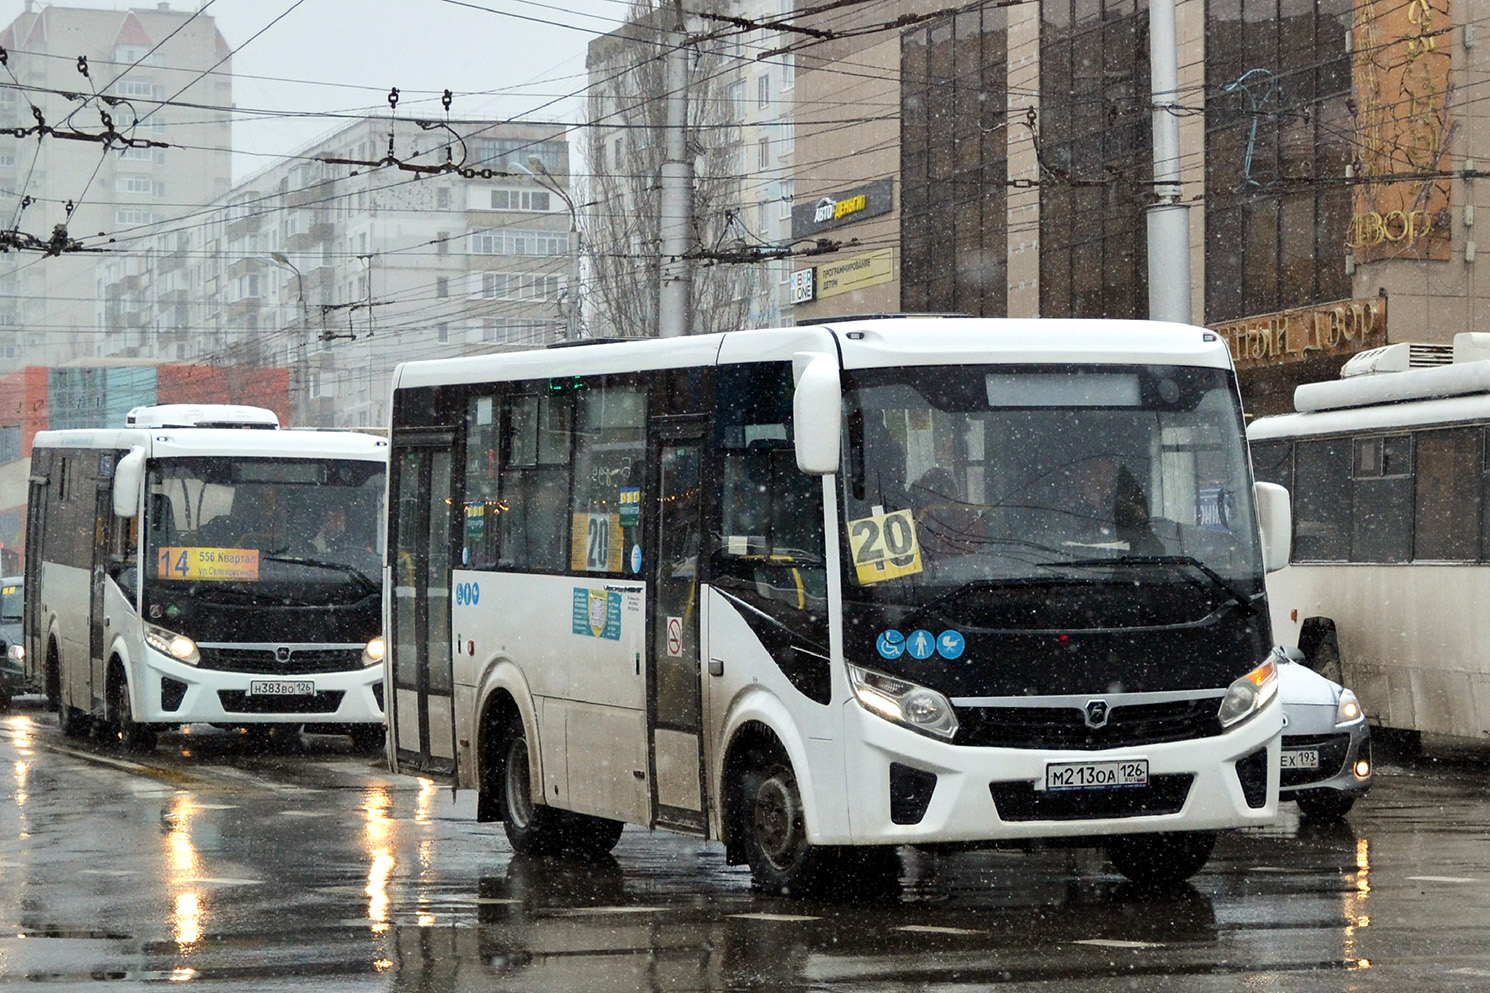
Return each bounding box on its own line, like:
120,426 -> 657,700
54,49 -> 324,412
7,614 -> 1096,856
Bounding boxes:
1249,334 -> 1490,747
25,404 -> 389,752
386,318 -> 1292,890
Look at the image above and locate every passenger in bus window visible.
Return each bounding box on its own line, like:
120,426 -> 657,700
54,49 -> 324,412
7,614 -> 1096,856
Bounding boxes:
908,467 -> 984,558
311,505 -> 351,555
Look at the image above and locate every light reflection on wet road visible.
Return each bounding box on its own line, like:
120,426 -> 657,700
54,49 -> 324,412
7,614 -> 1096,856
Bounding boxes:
2,705 -> 1490,991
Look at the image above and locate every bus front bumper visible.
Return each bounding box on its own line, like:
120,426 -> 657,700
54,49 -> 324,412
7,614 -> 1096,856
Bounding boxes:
133,648 -> 385,726
837,697 -> 1281,845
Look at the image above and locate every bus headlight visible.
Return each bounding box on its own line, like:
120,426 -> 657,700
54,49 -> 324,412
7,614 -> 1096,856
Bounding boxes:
1217,656 -> 1278,729
848,663 -> 959,740
1336,689 -> 1363,725
5,643 -> 22,662
363,636 -> 386,666
145,624 -> 199,666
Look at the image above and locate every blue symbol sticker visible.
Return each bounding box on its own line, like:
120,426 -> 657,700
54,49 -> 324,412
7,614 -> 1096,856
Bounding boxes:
631,544 -> 643,574
936,630 -> 965,660
876,630 -> 906,660
907,629 -> 936,661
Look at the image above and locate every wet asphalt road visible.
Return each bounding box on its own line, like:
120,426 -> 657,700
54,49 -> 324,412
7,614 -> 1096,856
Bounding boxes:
2,704 -> 1490,991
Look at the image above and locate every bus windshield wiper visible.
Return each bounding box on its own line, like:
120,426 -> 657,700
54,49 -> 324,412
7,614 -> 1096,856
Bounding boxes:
262,555 -> 379,595
1057,555 -> 1260,616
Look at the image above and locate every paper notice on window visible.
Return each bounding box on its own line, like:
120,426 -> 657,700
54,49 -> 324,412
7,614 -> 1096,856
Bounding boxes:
846,509 -> 923,585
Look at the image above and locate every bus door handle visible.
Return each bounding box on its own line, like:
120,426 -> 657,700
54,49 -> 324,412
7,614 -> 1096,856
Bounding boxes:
708,658 -> 724,676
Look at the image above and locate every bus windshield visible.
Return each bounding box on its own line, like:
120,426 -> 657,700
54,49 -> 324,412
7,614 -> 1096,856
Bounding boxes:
144,457 -> 383,609
841,364 -> 1264,630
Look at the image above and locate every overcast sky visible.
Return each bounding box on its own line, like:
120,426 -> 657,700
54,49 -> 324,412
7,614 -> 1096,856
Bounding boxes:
0,0 -> 628,181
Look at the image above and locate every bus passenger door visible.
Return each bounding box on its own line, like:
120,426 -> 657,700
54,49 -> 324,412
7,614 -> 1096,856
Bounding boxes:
648,424 -> 708,834
389,435 -> 457,778
88,457 -> 116,709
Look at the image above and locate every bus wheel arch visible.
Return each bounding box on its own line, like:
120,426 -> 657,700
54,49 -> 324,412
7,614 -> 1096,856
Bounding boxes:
723,720 -> 838,894
1297,617 -> 1343,684
106,656 -> 156,753
476,690 -> 523,824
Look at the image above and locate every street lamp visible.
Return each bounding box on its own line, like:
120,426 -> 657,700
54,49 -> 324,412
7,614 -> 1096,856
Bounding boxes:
267,252 -> 310,424
522,156 -> 582,341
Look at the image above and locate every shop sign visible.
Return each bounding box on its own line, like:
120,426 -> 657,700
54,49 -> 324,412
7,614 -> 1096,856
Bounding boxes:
789,267 -> 816,305
791,179 -> 894,239
1211,294 -> 1388,370
815,249 -> 894,300
1351,0 -> 1452,261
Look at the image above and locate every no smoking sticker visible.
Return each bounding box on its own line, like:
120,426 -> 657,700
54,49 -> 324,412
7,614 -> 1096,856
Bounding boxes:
665,616 -> 684,657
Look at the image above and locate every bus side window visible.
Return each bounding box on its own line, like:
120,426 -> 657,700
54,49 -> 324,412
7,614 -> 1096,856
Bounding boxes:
498,391 -> 573,572
713,364 -> 827,622
462,394 -> 502,570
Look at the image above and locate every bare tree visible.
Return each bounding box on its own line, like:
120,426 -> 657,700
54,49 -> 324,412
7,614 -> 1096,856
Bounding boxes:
583,1 -> 761,338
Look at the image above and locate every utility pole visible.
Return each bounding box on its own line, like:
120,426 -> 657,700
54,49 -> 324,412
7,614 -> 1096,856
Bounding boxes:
657,0 -> 694,338
1146,0 -> 1192,324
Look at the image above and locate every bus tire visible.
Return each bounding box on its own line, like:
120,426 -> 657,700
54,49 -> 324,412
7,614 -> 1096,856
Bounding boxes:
498,716 -> 568,856
1105,831 -> 1215,886
108,664 -> 156,754
49,641 -> 89,738
734,750 -> 834,895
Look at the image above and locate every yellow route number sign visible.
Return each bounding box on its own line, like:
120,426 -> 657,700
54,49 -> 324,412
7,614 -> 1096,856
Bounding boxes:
157,546 -> 261,582
846,509 -> 923,585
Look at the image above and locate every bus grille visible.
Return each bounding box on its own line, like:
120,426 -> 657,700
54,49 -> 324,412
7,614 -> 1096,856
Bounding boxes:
198,647 -> 364,674
990,774 -> 1194,821
1280,733 -> 1352,787
217,690 -> 346,714
955,699 -> 1221,750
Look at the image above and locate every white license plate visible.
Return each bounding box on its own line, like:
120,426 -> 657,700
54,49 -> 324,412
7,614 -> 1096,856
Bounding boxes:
248,680 -> 314,696
1281,749 -> 1320,770
1045,758 -> 1149,791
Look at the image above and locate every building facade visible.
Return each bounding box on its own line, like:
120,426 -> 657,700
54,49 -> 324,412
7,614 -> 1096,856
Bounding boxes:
0,2 -> 234,369
94,117 -> 575,427
791,0 -> 1469,416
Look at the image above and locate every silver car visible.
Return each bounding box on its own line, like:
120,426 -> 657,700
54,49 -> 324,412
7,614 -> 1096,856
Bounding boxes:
1276,648 -> 1372,820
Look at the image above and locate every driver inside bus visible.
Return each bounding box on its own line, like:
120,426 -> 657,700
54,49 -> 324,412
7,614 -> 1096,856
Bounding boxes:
909,467 -> 984,557
1065,456 -> 1162,554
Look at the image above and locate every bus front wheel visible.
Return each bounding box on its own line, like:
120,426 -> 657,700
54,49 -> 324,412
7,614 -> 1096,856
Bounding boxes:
1105,831 -> 1216,886
107,667 -> 157,754
735,753 -> 835,895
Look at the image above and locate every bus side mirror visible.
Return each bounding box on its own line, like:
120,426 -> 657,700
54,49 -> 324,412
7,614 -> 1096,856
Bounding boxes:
1253,481 -> 1291,573
792,352 -> 841,475
114,446 -> 145,518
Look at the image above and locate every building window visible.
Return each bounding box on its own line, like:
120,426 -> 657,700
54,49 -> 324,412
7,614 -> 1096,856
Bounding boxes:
757,137 -> 770,169
901,2 -> 1009,318
438,322 -> 450,343
728,80 -> 746,120
474,137 -> 564,172
757,74 -> 770,108
437,187 -> 451,209
1203,0 -> 1353,323
437,276 -> 449,298
1038,0 -> 1150,320
470,229 -> 568,256
490,189 -> 553,212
